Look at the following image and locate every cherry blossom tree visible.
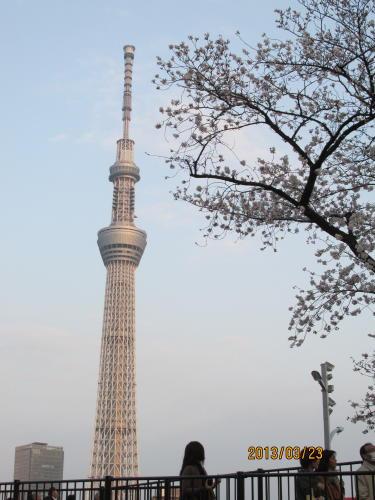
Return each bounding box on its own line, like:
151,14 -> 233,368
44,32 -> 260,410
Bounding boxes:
154,0 -> 375,429
349,346 -> 375,432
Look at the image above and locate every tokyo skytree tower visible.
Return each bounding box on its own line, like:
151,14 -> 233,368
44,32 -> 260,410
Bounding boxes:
91,45 -> 146,478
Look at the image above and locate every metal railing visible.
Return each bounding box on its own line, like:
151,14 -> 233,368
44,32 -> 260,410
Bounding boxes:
1,462 -> 374,500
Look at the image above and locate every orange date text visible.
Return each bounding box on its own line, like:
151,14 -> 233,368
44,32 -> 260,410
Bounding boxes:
247,446 -> 323,461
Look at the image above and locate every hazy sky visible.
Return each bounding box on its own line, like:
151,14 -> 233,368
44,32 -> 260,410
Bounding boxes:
0,0 -> 372,482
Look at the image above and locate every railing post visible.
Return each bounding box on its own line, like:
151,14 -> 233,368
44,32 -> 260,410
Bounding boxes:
236,472 -> 245,500
278,475 -> 282,500
104,476 -> 113,500
99,486 -> 105,500
257,469 -> 264,500
13,480 -> 20,500
156,482 -> 162,500
164,479 -> 170,500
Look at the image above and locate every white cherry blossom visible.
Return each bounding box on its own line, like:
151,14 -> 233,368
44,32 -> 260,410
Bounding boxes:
154,0 -> 375,431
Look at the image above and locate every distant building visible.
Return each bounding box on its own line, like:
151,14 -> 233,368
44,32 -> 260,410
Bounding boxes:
14,442 -> 64,481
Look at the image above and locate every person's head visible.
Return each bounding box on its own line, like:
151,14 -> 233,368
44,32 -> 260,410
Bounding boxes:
48,487 -> 58,499
360,443 -> 375,464
317,450 -> 337,472
300,447 -> 320,471
180,441 -> 205,475
67,495 -> 75,500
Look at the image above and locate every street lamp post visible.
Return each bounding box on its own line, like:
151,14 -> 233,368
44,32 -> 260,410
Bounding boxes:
330,426 -> 344,442
311,362 -> 335,449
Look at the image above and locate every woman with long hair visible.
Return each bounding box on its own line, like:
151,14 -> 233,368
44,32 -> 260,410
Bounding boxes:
180,441 -> 218,500
315,450 -> 345,500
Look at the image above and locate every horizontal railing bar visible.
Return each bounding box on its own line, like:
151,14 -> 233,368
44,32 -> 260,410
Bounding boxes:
246,460 -> 362,474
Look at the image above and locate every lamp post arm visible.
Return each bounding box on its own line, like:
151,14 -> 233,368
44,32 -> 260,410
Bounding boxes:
318,380 -> 327,392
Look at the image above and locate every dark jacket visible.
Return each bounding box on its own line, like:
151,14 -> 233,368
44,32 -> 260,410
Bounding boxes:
295,469 -> 316,500
181,465 -> 213,500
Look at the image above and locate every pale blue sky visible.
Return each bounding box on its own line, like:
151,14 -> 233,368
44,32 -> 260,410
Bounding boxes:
0,0 -> 372,481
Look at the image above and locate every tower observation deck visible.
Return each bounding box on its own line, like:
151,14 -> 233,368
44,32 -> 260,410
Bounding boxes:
90,45 -> 146,478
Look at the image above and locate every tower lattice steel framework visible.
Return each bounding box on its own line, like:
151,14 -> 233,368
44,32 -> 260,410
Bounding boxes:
91,45 -> 146,478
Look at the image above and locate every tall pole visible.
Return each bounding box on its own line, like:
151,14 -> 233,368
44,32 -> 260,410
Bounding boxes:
321,363 -> 331,449
311,362 -> 335,450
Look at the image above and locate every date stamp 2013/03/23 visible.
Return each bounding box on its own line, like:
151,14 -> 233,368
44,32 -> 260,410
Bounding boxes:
248,446 -> 323,461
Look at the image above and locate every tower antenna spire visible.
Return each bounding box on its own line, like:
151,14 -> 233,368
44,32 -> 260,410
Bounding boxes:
122,45 -> 135,140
